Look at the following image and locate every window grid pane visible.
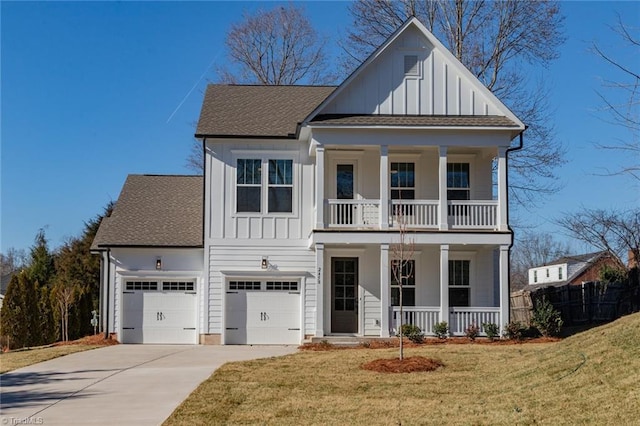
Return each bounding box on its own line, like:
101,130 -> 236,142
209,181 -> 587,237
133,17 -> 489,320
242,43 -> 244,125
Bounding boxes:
268,159 -> 293,213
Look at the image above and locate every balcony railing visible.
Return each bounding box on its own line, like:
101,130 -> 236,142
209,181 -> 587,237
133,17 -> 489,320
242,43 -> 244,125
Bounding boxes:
448,200 -> 498,229
327,199 -> 380,227
325,199 -> 499,230
449,307 -> 501,336
390,200 -> 439,228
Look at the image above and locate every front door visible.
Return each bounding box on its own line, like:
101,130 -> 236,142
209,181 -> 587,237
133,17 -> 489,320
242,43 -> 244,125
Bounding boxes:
331,257 -> 358,333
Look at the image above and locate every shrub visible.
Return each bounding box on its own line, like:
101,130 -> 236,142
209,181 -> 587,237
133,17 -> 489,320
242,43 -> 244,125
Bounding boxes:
504,321 -> 526,340
433,321 -> 449,339
400,323 -> 424,344
532,297 -> 563,337
465,323 -> 480,341
482,322 -> 499,341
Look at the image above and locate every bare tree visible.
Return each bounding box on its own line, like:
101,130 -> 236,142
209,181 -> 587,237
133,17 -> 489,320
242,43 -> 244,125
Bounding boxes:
556,208 -> 639,269
510,232 -> 572,290
52,284 -> 75,342
592,15 -> 639,181
218,4 -> 334,85
390,205 -> 415,360
343,0 -> 567,207
0,248 -> 27,277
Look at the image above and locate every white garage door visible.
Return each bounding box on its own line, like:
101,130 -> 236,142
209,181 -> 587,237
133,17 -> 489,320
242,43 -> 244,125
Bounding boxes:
226,280 -> 301,345
122,280 -> 197,344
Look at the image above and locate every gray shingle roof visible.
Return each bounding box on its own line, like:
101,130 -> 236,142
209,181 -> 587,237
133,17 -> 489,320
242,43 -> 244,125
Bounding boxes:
195,85 -> 336,138
91,175 -> 203,249
310,114 -> 519,128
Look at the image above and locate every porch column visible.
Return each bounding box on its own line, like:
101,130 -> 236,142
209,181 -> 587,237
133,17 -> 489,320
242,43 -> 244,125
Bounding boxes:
380,243 -> 390,337
315,243 -> 325,337
438,146 -> 449,230
499,245 -> 510,336
379,145 -> 389,229
316,145 -> 325,229
439,244 -> 449,324
497,147 -> 508,231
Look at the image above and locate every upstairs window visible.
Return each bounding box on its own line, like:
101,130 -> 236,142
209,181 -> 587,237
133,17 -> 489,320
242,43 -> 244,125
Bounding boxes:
404,55 -> 419,76
237,159 -> 261,212
236,158 -> 294,214
534,270 -> 538,283
559,267 -> 563,280
268,159 -> 293,213
447,163 -> 470,200
390,162 -> 415,200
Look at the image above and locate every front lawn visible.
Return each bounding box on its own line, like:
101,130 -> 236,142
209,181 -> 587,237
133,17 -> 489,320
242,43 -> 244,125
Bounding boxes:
165,312 -> 640,425
0,345 -> 99,373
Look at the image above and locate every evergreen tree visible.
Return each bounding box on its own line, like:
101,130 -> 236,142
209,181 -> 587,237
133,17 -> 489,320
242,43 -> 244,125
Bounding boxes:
0,272 -> 39,348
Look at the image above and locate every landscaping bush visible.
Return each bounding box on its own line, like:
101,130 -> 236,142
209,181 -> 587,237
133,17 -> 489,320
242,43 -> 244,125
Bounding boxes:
400,323 -> 424,344
504,321 -> 526,340
482,322 -> 499,341
532,297 -> 563,337
465,323 -> 480,341
433,321 -> 449,339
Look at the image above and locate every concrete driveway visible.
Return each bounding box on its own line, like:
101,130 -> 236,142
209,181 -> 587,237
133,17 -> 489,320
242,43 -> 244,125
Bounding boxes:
1,344 -> 297,425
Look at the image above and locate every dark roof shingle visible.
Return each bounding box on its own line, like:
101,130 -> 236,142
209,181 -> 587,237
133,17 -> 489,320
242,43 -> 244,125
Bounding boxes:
91,175 -> 203,249
310,114 -> 519,128
196,85 -> 336,138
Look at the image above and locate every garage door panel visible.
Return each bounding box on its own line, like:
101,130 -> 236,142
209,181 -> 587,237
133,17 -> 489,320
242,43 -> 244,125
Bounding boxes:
121,283 -> 196,344
226,290 -> 300,345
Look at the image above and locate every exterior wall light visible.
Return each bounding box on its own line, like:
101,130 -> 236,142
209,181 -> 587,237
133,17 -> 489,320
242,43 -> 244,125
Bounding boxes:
156,257 -> 162,270
261,256 -> 268,269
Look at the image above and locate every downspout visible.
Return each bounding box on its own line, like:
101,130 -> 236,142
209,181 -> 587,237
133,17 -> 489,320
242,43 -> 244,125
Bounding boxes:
104,248 -> 111,340
99,251 -> 104,334
504,130 -> 526,323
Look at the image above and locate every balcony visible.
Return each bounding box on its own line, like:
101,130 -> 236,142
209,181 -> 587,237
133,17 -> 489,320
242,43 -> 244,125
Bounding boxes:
324,199 -> 499,230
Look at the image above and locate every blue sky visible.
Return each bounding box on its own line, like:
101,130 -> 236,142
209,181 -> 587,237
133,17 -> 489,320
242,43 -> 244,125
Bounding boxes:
1,1 -> 638,253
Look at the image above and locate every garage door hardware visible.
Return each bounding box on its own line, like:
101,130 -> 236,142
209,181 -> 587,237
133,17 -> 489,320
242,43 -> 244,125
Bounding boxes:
123,327 -> 135,330
157,312 -> 166,321
123,291 -> 135,294
227,291 -> 239,294
183,328 -> 196,330
260,312 -> 270,321
288,328 -> 300,331
226,328 -> 239,330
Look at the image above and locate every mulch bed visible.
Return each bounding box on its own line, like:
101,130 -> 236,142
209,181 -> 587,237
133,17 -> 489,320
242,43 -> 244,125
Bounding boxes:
299,336 -> 560,351
53,334 -> 119,347
362,356 -> 445,373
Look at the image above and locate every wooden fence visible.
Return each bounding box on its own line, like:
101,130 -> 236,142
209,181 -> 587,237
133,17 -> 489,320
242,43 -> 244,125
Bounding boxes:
510,281 -> 640,326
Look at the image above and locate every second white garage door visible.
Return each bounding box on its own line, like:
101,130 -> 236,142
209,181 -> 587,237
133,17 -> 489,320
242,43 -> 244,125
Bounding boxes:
225,280 -> 301,345
121,280 -> 197,344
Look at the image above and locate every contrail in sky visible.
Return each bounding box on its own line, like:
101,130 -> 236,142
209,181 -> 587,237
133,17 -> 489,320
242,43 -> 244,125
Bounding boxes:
166,52 -> 220,124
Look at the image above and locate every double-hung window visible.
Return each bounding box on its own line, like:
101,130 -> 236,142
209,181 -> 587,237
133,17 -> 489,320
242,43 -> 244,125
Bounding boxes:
449,260 -> 470,307
268,159 -> 293,213
236,158 -> 293,214
237,159 -> 262,212
391,162 -> 415,216
391,259 -> 415,306
447,163 -> 470,200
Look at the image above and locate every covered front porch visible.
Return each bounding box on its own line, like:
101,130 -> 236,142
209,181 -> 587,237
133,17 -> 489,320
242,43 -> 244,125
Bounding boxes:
313,242 -> 510,339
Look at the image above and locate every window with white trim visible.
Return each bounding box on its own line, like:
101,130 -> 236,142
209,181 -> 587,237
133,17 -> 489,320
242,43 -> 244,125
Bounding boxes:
266,281 -> 298,291
236,158 -> 294,214
237,159 -> 261,212
391,259 -> 415,306
449,260 -> 470,307
447,163 -> 470,200
558,267 -> 563,280
268,159 -> 293,213
404,55 -> 419,76
391,162 -> 415,216
162,281 -> 195,291
229,281 -> 261,290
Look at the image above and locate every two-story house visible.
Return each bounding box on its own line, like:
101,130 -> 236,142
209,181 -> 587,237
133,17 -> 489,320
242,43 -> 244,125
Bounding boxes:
93,18 -> 525,344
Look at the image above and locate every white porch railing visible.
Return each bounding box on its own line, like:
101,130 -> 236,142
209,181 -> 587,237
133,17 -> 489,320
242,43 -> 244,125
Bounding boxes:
327,199 -> 380,227
391,306 -> 440,335
391,306 -> 501,337
390,200 -> 439,228
448,200 -> 498,229
449,307 -> 501,336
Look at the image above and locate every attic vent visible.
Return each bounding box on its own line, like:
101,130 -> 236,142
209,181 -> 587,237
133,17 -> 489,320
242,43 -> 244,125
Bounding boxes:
404,55 -> 419,75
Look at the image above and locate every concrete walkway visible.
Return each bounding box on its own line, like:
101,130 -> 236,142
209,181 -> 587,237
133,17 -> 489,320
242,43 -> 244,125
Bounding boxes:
1,344 -> 297,425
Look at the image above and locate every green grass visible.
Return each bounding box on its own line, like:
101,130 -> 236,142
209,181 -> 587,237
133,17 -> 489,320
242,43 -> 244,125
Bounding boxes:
165,312 -> 640,425
0,345 -> 100,373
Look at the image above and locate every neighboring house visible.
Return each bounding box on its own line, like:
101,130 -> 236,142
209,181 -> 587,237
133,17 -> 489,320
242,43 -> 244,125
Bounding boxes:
93,18 -> 525,344
527,251 -> 619,288
0,273 -> 14,312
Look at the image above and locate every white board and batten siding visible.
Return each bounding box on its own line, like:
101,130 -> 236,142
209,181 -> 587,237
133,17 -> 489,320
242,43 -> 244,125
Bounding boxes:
322,25 -> 505,118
